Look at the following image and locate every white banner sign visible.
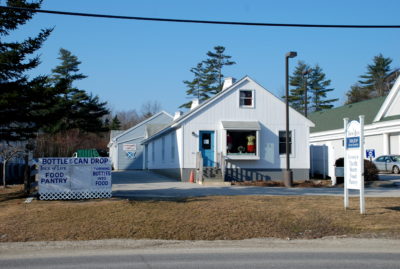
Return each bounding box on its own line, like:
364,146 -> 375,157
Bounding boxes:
123,144 -> 136,151
38,157 -> 112,200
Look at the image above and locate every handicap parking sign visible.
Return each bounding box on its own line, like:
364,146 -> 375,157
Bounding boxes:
366,149 -> 375,159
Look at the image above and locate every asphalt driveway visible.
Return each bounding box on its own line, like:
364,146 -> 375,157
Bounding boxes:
112,170 -> 400,198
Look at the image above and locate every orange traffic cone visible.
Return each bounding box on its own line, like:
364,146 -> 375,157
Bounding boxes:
189,170 -> 195,183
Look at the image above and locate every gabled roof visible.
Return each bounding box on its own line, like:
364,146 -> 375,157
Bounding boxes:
110,111 -> 173,143
169,76 -> 314,128
309,75 -> 400,134
142,75 -> 314,144
308,97 -> 386,133
374,75 -> 400,122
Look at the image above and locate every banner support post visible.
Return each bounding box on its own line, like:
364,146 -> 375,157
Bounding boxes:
343,117 -> 349,209
359,115 -> 365,214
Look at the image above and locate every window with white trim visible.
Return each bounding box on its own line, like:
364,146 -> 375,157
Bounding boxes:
279,131 -> 292,155
227,130 -> 257,156
239,90 -> 254,108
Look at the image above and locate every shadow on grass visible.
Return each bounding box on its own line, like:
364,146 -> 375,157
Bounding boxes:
126,196 -> 213,203
385,206 -> 400,212
0,188 -> 26,203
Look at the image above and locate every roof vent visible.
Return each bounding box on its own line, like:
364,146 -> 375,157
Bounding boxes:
173,111 -> 183,120
222,77 -> 236,91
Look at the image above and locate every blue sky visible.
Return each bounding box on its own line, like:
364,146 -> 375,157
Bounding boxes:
7,0 -> 400,114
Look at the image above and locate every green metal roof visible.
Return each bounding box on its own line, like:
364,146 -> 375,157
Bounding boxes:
308,97 -> 386,133
75,149 -> 100,157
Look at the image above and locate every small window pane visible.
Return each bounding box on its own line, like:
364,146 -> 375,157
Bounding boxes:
279,131 -> 292,155
202,133 -> 211,149
240,90 -> 253,107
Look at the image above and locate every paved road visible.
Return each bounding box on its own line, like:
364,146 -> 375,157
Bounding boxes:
1,239 -> 399,269
112,171 -> 400,198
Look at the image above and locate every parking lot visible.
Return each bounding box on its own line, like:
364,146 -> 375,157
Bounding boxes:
112,170 -> 400,198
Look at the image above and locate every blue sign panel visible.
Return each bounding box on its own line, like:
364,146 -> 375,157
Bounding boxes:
366,149 -> 375,158
346,136 -> 360,149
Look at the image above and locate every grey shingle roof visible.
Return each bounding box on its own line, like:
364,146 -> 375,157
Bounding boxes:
146,124 -> 171,137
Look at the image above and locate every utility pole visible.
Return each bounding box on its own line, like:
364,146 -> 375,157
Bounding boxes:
283,51 -> 297,187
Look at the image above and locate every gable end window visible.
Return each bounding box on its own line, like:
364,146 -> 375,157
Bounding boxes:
239,90 -> 254,108
279,131 -> 292,155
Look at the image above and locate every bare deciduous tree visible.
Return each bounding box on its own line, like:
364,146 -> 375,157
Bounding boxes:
0,143 -> 23,188
140,101 -> 162,119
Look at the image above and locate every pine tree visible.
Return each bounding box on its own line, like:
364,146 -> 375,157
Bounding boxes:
180,63 -> 213,108
204,46 -> 236,95
47,48 -> 109,133
346,54 -> 394,104
180,46 -> 235,108
0,0 -> 53,142
50,48 -> 87,84
359,54 -> 393,97
308,65 -> 338,112
345,84 -> 371,104
109,115 -> 121,130
287,62 -> 336,114
287,61 -> 311,114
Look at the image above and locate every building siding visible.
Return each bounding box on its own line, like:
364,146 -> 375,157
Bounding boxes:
110,112 -> 173,170
145,77 -> 312,181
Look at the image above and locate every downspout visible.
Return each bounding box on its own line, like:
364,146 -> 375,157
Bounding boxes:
114,144 -> 118,171
142,144 -> 146,170
180,124 -> 185,181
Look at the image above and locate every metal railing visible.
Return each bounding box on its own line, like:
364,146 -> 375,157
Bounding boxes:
196,152 -> 229,183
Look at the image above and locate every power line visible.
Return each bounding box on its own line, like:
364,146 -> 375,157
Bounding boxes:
2,6 -> 400,29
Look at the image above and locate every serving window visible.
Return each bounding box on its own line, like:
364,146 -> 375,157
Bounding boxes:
227,130 -> 257,156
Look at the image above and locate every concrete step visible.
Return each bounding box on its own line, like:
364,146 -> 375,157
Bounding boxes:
198,180 -> 231,186
203,168 -> 223,178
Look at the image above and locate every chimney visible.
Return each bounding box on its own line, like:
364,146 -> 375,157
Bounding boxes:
190,99 -> 200,110
173,111 -> 183,120
222,77 -> 236,91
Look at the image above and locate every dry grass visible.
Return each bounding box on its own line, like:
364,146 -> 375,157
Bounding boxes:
1,185 -> 400,242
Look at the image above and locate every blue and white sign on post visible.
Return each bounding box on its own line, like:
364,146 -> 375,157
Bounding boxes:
366,149 -> 375,159
344,116 -> 365,214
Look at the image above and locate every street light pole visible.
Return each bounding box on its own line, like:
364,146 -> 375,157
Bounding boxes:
284,51 -> 297,187
302,69 -> 312,118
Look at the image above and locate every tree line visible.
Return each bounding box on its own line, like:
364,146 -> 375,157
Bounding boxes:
181,47 -> 398,115
1,1 -> 398,159
0,1 -> 161,158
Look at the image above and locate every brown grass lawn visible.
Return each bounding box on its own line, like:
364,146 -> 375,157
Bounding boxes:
1,185 -> 400,242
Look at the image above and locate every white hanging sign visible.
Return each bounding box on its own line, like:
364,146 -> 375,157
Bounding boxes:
345,120 -> 362,190
344,116 -> 365,214
123,144 -> 136,151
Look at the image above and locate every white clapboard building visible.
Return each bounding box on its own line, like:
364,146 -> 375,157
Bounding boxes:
141,76 -> 314,182
309,75 -> 400,181
108,111 -> 173,170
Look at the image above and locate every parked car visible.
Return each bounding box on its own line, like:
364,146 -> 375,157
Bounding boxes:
373,155 -> 400,174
